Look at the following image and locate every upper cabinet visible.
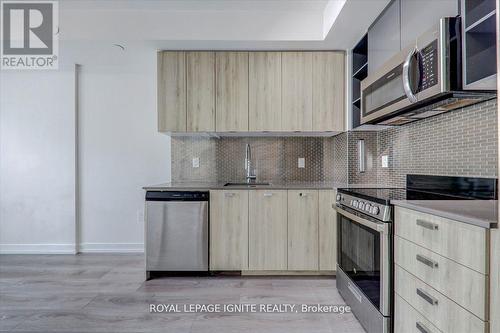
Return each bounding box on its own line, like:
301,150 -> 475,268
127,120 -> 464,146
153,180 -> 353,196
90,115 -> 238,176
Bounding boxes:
462,0 -> 497,90
312,52 -> 345,132
368,0 -> 401,76
157,51 -> 345,133
186,52 -> 216,132
249,52 -> 282,131
157,52 -> 186,132
368,0 -> 458,76
400,0 -> 458,48
282,52 -> 313,131
216,52 -> 249,131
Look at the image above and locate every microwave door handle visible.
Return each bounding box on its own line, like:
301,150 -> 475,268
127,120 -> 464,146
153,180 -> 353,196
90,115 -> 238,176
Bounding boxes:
403,48 -> 418,103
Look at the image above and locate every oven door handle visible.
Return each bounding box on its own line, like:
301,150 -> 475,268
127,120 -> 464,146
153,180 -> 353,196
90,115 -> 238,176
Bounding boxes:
335,205 -> 389,234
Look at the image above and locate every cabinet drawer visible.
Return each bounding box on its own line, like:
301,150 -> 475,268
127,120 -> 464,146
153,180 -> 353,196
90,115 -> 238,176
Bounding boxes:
395,236 -> 487,320
395,266 -> 486,333
395,294 -> 442,333
395,207 -> 487,274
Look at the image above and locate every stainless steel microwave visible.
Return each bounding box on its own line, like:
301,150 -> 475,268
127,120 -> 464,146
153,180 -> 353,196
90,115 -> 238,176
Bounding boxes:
361,17 -> 495,126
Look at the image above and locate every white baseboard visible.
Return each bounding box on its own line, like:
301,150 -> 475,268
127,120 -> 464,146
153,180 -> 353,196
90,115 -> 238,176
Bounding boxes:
0,243 -> 144,254
78,243 -> 144,253
0,243 -> 77,254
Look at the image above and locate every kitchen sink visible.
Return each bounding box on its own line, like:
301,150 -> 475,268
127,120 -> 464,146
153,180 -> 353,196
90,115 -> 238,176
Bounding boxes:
224,182 -> 271,187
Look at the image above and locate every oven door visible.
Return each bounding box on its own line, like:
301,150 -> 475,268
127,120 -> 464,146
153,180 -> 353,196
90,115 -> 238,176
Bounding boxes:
336,205 -> 391,317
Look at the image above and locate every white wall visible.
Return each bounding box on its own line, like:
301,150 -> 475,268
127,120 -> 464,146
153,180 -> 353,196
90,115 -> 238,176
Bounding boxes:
77,48 -> 170,253
0,46 -> 171,254
0,69 -> 77,254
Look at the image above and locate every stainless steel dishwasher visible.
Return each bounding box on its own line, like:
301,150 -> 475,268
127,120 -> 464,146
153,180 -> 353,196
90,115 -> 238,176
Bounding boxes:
145,191 -> 209,278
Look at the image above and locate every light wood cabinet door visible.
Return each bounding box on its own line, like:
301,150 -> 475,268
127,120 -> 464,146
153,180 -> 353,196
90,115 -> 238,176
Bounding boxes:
312,52 -> 345,132
209,190 -> 248,270
186,52 -> 215,132
287,190 -> 319,270
216,52 -> 249,131
395,206 -> 487,273
248,190 -> 287,270
395,265 -> 486,333
282,52 -> 313,131
157,51 -> 186,132
395,295 -> 442,333
318,190 -> 337,271
249,52 -> 282,131
395,236 -> 487,319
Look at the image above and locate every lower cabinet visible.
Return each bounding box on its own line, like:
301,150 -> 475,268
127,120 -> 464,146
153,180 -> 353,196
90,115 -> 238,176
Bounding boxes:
209,189 -> 337,273
209,190 -> 248,270
287,190 -> 319,271
248,190 -> 287,270
319,190 -> 337,271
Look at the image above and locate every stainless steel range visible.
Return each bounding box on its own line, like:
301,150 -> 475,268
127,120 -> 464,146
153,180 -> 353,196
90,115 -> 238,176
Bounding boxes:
334,175 -> 497,333
335,189 -> 399,333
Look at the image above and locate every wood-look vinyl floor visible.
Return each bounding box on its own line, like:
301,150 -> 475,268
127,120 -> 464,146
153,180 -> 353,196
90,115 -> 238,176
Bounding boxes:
0,254 -> 365,333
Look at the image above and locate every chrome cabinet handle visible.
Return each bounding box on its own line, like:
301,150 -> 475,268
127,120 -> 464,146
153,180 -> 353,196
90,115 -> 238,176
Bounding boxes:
403,47 -> 419,103
416,254 -> 438,268
299,193 -> 308,197
416,219 -> 439,230
263,193 -> 273,197
224,193 -> 236,197
416,321 -> 431,333
417,288 -> 438,305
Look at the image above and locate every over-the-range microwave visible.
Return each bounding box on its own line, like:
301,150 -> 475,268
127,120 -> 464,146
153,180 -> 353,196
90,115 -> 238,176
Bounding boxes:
361,17 -> 496,126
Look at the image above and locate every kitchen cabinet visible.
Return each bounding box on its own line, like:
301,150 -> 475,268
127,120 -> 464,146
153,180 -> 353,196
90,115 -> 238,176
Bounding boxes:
368,0 -> 401,76
158,50 -> 345,133
394,206 -> 489,333
287,190 -> 319,270
462,0 -> 497,90
282,52 -> 313,131
400,0 -> 458,48
248,190 -> 287,270
157,51 -> 186,132
248,52 -> 282,131
216,52 -> 249,131
312,52 -> 345,132
318,190 -> 337,271
209,190 -> 248,270
186,52 -> 216,132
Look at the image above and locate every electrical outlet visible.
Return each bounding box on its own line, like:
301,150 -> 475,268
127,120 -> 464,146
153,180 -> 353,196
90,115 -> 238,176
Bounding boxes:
298,157 -> 305,168
381,155 -> 389,168
192,157 -> 200,168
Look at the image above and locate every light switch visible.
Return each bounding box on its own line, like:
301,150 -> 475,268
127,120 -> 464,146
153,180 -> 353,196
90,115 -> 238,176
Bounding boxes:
192,157 -> 200,168
381,155 -> 389,168
298,158 -> 305,168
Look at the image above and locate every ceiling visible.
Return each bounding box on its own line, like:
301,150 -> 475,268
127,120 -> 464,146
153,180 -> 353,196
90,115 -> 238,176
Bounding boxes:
57,0 -> 390,66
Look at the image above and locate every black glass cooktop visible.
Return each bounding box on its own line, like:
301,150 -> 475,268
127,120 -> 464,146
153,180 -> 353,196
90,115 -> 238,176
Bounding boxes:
338,175 -> 497,205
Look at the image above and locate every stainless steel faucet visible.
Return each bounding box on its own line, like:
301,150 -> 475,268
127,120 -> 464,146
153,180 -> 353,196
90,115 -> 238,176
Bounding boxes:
245,143 -> 256,183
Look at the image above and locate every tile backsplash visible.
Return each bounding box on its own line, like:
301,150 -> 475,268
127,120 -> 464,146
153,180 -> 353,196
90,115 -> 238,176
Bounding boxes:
171,99 -> 497,186
171,136 -> 348,184
349,99 -> 498,187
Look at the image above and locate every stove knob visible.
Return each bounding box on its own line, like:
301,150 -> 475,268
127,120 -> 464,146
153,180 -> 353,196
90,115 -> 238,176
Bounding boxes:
371,206 -> 380,215
365,204 -> 371,212
358,202 -> 365,210
350,200 -> 353,206
336,194 -> 342,202
353,200 -> 358,208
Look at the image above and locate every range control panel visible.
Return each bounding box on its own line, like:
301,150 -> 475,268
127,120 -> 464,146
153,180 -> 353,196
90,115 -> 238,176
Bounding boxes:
335,193 -> 391,222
